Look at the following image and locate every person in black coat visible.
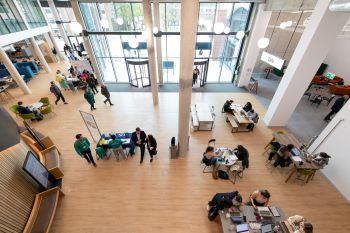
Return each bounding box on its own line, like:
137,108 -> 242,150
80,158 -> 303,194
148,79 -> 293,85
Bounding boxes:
234,145 -> 249,169
130,127 -> 147,164
242,102 -> 252,112
101,85 -> 113,106
324,95 -> 349,121
146,134 -> 157,163
222,100 -> 234,113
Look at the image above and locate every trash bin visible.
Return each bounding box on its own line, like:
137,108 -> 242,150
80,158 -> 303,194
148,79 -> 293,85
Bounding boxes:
169,136 -> 178,159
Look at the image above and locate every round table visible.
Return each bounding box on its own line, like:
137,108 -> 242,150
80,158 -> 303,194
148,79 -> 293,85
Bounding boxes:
28,102 -> 43,111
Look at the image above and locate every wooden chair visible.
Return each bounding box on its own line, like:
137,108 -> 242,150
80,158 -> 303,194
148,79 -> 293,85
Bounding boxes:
201,153 -> 213,173
229,161 -> 244,184
208,139 -> 216,147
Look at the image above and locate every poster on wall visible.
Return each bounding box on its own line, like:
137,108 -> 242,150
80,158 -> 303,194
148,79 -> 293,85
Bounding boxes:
260,51 -> 285,70
79,110 -> 101,142
70,60 -> 93,73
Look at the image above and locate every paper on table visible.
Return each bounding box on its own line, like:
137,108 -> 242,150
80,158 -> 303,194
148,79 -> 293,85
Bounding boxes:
292,156 -> 302,162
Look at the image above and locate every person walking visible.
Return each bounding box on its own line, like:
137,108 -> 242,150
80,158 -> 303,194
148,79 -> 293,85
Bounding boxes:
74,134 -> 97,167
84,87 -> 96,110
130,127 -> 147,164
146,134 -> 157,163
50,81 -> 68,105
87,74 -> 99,94
192,66 -> 199,87
324,95 -> 349,121
101,85 -> 113,106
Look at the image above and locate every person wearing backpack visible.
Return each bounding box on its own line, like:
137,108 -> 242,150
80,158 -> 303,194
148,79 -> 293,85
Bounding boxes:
207,191 -> 243,221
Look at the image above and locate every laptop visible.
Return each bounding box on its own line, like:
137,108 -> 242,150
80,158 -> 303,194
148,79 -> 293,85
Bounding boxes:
261,224 -> 273,233
291,147 -> 301,156
257,207 -> 273,217
236,223 -> 249,233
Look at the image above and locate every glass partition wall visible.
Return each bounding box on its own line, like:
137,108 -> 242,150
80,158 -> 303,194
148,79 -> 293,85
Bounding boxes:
79,2 -> 253,84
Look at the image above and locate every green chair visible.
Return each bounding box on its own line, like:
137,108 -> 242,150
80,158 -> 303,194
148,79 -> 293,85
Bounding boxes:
95,147 -> 105,160
40,105 -> 53,115
19,113 -> 35,120
9,105 -> 19,116
296,169 -> 316,183
39,97 -> 50,107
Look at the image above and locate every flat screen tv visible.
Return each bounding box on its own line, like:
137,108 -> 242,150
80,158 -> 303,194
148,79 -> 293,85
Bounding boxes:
23,151 -> 49,189
325,72 -> 335,80
23,121 -> 45,150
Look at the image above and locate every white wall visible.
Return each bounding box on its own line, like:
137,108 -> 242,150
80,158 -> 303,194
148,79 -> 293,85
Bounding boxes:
308,100 -> 350,203
0,26 -> 51,47
324,38 -> 350,84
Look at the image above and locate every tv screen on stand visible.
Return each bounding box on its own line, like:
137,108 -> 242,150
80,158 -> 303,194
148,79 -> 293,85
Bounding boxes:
23,151 -> 49,189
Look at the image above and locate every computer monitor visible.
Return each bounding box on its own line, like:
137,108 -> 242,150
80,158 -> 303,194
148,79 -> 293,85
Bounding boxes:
23,151 -> 49,189
325,72 -> 335,80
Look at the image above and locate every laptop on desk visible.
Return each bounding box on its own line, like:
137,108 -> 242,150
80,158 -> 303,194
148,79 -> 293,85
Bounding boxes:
257,207 -> 273,218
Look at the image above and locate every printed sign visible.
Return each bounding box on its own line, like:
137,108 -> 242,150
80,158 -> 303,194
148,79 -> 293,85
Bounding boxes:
261,51 -> 285,70
79,111 -> 101,142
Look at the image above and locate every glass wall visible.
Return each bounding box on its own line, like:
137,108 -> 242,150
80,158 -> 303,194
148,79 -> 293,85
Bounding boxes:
0,0 -> 27,35
79,2 -> 252,84
15,0 -> 47,28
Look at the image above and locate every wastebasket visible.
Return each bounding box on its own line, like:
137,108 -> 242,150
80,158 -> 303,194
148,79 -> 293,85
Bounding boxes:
169,136 -> 178,159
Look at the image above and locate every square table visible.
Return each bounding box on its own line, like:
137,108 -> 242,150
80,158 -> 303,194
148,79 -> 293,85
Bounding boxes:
192,103 -> 214,131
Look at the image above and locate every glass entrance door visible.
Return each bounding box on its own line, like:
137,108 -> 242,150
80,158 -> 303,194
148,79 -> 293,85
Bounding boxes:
126,59 -> 150,88
194,59 -> 209,87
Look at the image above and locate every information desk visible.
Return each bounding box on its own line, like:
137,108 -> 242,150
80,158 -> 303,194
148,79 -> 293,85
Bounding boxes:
219,206 -> 288,233
96,133 -> 132,158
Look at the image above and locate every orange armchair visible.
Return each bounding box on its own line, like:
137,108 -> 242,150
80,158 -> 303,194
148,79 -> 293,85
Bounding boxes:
329,76 -> 344,84
312,75 -> 329,85
329,84 -> 350,95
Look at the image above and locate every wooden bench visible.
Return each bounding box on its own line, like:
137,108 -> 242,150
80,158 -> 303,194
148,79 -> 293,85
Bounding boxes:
21,132 -> 64,179
191,106 -> 199,131
225,113 -> 238,133
23,187 -> 63,233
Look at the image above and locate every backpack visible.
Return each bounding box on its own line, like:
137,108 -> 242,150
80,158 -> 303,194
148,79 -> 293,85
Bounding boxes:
218,170 -> 229,180
251,113 -> 259,123
208,206 -> 219,221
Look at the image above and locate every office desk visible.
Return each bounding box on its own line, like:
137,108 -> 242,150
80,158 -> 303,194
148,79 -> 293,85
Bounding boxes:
230,104 -> 253,132
219,206 -> 286,233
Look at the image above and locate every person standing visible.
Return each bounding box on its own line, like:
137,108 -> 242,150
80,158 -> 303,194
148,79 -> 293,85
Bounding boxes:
130,127 -> 147,164
50,81 -> 68,105
74,134 -> 97,167
324,95 -> 349,121
146,134 -> 157,163
87,74 -> 98,94
101,85 -> 113,106
84,87 -> 96,110
192,66 -> 199,86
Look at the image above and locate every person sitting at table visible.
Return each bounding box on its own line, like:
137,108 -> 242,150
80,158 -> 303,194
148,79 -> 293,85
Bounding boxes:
203,146 -> 220,165
288,215 -> 313,233
222,99 -> 234,113
273,144 -> 294,168
233,145 -> 249,169
248,189 -> 270,208
146,134 -> 157,163
207,190 -> 243,211
242,101 -> 252,112
108,134 -> 125,160
311,152 -> 330,168
17,101 -> 43,121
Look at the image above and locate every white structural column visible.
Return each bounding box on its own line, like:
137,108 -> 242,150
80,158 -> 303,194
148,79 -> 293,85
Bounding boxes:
263,0 -> 349,126
47,0 -> 70,46
0,48 -> 31,94
178,0 -> 199,156
143,0 -> 159,105
29,37 -> 52,73
308,100 -> 350,202
71,0 -> 104,85
237,4 -> 271,87
153,0 -> 163,85
47,31 -> 65,61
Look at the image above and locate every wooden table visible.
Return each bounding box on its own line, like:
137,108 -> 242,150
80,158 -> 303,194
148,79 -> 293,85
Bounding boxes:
285,153 -> 321,183
219,206 -> 286,233
192,103 -> 214,131
272,132 -> 303,149
230,104 -> 253,132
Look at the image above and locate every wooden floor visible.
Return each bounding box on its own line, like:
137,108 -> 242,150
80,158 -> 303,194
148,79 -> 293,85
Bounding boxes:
3,62 -> 350,233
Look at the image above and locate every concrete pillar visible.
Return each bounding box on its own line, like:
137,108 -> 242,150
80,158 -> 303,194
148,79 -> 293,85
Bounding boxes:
143,0 -> 159,105
0,48 -> 31,94
263,0 -> 349,127
47,0 -> 71,47
237,4 -> 272,87
29,37 -> 52,73
70,0 -> 104,85
48,31 -> 66,61
154,0 -> 163,85
178,0 -> 199,156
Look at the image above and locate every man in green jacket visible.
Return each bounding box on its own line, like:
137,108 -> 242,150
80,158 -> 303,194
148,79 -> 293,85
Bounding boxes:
74,134 -> 97,167
84,87 -> 96,111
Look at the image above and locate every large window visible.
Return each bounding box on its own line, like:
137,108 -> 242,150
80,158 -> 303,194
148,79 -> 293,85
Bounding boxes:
15,0 -> 47,28
79,2 -> 252,84
0,0 -> 26,35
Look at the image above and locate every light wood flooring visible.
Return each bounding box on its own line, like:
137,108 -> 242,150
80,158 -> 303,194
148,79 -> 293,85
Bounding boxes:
3,62 -> 350,233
